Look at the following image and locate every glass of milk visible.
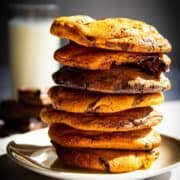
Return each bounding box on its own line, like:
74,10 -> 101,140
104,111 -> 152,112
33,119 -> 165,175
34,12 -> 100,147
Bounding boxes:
8,4 -> 60,98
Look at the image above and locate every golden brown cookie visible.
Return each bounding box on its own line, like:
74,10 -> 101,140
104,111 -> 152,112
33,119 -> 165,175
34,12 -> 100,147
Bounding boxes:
48,86 -> 164,113
49,124 -> 161,150
50,15 -> 171,53
53,142 -> 159,172
54,43 -> 171,74
41,106 -> 162,132
53,66 -> 171,94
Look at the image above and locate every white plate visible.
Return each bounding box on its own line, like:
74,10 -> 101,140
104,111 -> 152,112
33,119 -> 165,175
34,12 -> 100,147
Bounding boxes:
6,101 -> 180,180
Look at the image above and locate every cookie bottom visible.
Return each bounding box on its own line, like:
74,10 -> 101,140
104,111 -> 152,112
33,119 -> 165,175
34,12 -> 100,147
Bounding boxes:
53,142 -> 159,173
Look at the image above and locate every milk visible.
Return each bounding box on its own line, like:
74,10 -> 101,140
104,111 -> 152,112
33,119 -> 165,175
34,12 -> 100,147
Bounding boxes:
8,19 -> 59,98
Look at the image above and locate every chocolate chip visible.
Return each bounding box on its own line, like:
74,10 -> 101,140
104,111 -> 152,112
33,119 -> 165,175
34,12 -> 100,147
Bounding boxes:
132,94 -> 144,106
99,157 -> 110,171
86,36 -> 95,41
119,42 -> 130,51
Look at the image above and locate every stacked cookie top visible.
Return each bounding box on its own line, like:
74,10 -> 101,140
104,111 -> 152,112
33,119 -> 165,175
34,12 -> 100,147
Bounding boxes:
51,15 -> 171,53
41,15 -> 171,173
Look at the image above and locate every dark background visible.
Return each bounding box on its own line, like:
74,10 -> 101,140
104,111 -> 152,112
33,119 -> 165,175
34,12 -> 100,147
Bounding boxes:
1,0 -> 180,100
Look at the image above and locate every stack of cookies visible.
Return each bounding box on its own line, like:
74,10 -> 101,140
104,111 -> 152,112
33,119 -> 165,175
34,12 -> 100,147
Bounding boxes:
41,15 -> 172,173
